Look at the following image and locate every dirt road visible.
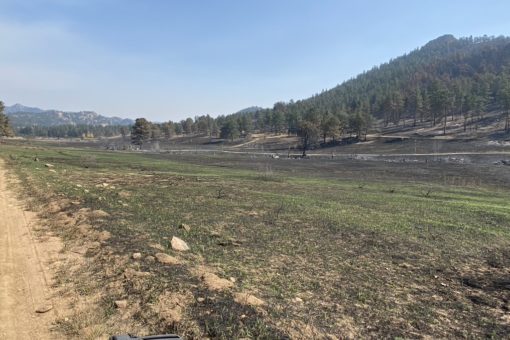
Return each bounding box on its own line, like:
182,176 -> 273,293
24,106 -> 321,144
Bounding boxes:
0,160 -> 62,339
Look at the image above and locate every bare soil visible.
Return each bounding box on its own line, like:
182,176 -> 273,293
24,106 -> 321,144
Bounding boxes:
0,159 -> 64,339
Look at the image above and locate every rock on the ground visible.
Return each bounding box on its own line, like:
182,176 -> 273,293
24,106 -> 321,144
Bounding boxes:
171,236 -> 190,251
179,223 -> 191,232
44,163 -> 54,168
155,252 -> 181,265
89,210 -> 110,218
35,305 -> 53,313
97,230 -> 111,242
201,272 -> 234,291
234,292 -> 265,307
132,252 -> 142,260
114,300 -> 128,309
149,243 -> 165,251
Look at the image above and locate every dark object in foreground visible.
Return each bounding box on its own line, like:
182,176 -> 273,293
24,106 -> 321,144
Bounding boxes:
110,335 -> 181,340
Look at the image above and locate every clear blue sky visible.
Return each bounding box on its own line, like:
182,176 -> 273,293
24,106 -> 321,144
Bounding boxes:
1,0 -> 509,121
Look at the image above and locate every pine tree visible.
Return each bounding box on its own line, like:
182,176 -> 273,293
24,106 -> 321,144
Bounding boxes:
220,117 -> 240,141
131,118 -> 151,146
0,101 -> 14,137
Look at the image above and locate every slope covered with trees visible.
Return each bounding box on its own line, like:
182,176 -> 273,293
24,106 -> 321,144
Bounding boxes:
130,35 -> 510,148
286,34 -> 510,134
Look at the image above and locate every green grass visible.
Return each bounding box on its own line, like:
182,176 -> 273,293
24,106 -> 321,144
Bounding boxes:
1,142 -> 510,339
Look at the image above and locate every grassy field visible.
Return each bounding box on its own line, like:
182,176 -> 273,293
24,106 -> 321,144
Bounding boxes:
1,141 -> 510,339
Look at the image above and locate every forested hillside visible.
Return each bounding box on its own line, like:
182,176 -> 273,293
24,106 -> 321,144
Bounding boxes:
131,35 -> 510,146
284,34 -> 510,132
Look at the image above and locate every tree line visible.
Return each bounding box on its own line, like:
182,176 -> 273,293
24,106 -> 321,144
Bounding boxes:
15,124 -> 128,139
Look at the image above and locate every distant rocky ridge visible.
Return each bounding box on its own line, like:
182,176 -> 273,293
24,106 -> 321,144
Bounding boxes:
5,104 -> 134,127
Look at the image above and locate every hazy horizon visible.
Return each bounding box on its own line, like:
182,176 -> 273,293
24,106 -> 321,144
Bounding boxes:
1,0 -> 509,121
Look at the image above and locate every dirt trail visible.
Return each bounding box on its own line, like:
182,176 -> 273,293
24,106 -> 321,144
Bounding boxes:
0,160 -> 62,339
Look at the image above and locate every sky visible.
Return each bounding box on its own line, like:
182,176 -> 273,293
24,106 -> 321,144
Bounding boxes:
1,0 -> 509,121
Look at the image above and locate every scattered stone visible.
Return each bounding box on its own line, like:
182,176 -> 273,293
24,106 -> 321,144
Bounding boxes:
293,297 -> 303,303
70,201 -> 81,205
149,243 -> 165,251
132,252 -> 142,260
234,292 -> 265,307
196,297 -> 205,303
210,231 -> 221,238
76,184 -> 82,188
124,268 -> 151,279
48,169 -> 57,173
97,230 -> 112,242
155,252 -> 181,265
114,300 -> 128,309
44,163 -> 54,168
201,272 -> 234,291
89,210 -> 110,218
35,305 -> 53,313
217,238 -> 242,247
171,236 -> 190,251
229,277 -> 236,283
179,223 -> 191,232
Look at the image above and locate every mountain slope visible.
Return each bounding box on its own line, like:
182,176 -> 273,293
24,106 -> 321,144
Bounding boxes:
269,35 -> 510,133
5,104 -> 45,115
5,104 -> 134,127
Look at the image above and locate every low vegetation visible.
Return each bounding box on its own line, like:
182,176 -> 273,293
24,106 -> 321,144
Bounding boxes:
1,142 -> 509,338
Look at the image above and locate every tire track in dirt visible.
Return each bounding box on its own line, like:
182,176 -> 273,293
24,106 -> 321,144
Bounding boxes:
0,159 -> 63,339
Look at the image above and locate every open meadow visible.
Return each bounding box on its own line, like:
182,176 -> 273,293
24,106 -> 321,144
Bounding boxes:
1,140 -> 510,339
